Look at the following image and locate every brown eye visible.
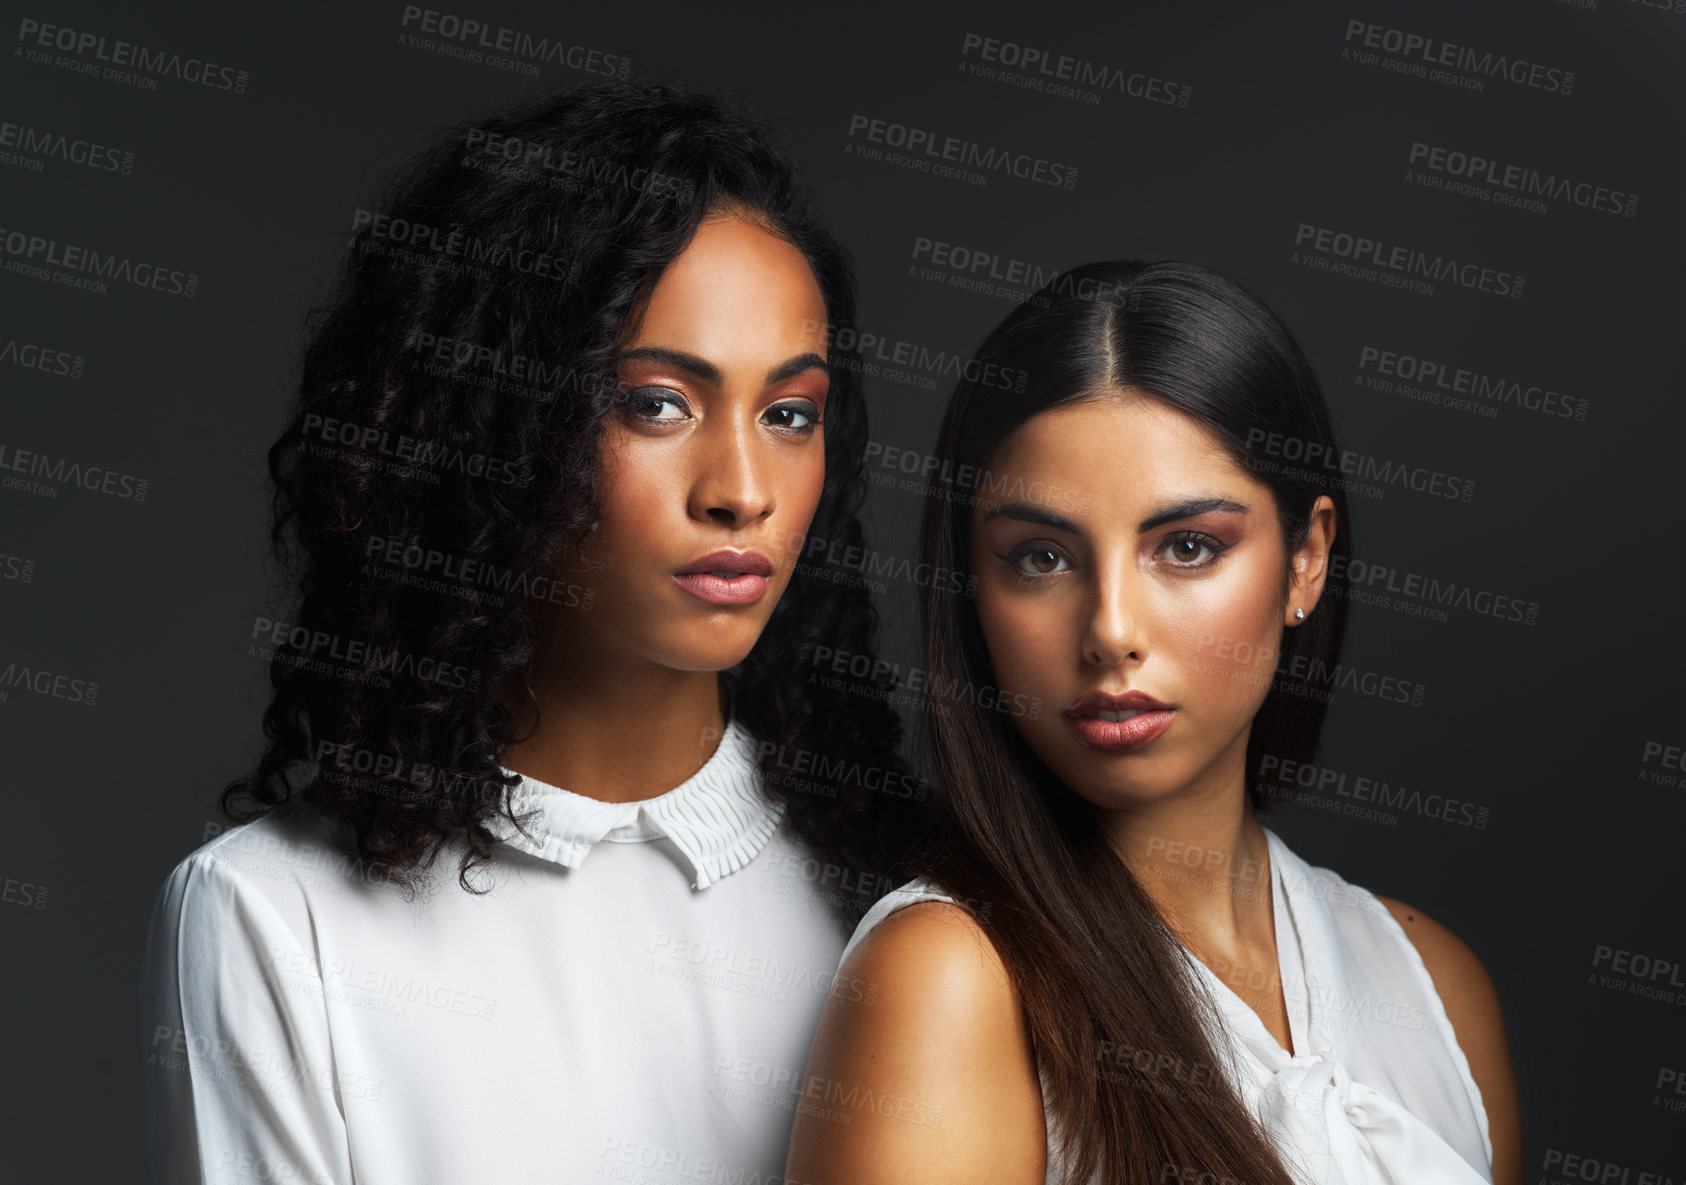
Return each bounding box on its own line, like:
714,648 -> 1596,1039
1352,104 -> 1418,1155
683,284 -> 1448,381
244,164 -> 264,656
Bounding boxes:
622,386 -> 690,421
763,402 -> 819,432
1161,533 -> 1223,568
1015,547 -> 1067,576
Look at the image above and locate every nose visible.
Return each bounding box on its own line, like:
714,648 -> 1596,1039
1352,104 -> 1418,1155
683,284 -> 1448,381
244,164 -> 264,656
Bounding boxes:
1083,562 -> 1147,668
688,409 -> 776,529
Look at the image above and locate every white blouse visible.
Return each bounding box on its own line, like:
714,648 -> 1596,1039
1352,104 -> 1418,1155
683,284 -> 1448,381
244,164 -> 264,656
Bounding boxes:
838,826 -> 1494,1185
141,719 -> 850,1184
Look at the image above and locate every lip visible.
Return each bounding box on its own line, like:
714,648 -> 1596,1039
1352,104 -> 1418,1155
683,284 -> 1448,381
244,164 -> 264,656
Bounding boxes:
673,550 -> 774,607
676,550 -> 773,577
1063,689 -> 1175,753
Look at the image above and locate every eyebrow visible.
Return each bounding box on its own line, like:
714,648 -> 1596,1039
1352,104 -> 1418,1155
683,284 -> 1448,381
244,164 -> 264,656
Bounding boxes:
982,496 -> 1248,534
617,346 -> 828,386
982,503 -> 1079,532
1137,497 -> 1248,532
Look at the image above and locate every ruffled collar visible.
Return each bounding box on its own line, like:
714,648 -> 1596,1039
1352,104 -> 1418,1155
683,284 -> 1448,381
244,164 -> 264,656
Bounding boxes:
489,719 -> 780,890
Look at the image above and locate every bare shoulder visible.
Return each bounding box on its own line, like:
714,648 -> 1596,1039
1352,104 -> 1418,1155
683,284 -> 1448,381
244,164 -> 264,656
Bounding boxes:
1374,896 -> 1493,1005
856,899 -> 1020,1009
784,900 -> 1046,1185
1374,895 -> 1524,1185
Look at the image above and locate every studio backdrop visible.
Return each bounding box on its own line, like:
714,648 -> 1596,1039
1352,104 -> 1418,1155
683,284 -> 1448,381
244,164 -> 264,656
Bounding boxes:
1,0 -> 1682,1177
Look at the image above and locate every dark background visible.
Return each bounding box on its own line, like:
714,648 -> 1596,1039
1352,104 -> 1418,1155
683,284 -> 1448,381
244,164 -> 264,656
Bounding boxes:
2,0 -> 1682,1176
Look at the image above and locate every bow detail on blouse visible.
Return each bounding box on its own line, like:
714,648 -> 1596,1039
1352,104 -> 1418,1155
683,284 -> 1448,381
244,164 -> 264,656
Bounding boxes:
1185,828 -> 1494,1184
1245,1050 -> 1488,1184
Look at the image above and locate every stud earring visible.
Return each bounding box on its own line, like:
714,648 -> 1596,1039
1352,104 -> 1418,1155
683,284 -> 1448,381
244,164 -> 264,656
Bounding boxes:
1295,608 -> 1306,620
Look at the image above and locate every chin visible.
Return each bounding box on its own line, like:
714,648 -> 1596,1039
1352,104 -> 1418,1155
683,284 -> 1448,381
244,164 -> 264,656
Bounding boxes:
1039,749 -> 1185,809
1063,777 -> 1182,814
648,633 -> 765,674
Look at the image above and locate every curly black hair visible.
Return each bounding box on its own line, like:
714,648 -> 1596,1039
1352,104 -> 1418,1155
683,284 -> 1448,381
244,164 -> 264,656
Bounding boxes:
224,78 -> 927,918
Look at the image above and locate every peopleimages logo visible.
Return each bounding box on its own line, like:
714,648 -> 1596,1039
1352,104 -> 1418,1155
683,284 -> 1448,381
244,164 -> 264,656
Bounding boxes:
957,32 -> 1192,108
845,114 -> 1078,189
1243,427 -> 1476,503
461,128 -> 693,201
1356,346 -> 1587,422
910,236 -> 1127,308
0,660 -> 99,706
301,413 -> 530,488
805,318 -> 1028,394
1293,224 -> 1523,300
1326,554 -> 1541,627
0,119 -> 135,175
249,617 -> 479,690
15,18 -> 250,93
0,333 -> 85,379
0,441 -> 148,500
1257,756 -> 1490,830
1407,142 -> 1637,218
1341,19 -> 1574,96
397,7 -> 629,77
0,225 -> 198,297
350,208 -> 577,284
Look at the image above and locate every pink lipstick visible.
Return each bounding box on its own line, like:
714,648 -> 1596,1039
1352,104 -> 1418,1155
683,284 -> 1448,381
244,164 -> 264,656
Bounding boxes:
1063,689 -> 1175,753
673,550 -> 773,607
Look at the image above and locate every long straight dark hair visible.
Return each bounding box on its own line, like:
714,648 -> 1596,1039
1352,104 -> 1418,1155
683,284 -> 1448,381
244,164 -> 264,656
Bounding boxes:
915,260 -> 1353,1182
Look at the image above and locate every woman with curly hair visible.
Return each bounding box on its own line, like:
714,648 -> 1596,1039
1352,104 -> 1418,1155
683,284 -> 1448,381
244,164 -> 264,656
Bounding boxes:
140,79 -> 922,1184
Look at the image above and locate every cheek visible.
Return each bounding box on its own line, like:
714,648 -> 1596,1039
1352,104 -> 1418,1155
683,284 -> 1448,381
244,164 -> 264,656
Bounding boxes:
976,586 -> 1070,693
591,439 -> 682,567
1162,565 -> 1284,702
781,448 -> 826,532
758,454 -> 825,584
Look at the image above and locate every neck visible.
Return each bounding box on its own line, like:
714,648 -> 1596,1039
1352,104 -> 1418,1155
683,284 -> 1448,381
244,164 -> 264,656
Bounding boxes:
500,646 -> 729,805
1097,735 -> 1274,950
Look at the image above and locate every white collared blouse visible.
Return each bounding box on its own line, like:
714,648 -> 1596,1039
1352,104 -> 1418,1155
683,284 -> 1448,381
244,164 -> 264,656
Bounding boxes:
141,719 -> 850,1185
838,826 -> 1494,1185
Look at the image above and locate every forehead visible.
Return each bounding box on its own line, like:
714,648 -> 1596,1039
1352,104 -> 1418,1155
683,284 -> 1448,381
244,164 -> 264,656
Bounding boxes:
629,214 -> 828,355
981,393 -> 1263,514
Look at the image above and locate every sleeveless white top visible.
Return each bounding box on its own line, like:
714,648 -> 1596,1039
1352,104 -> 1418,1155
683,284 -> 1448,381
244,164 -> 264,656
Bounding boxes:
838,827 -> 1494,1185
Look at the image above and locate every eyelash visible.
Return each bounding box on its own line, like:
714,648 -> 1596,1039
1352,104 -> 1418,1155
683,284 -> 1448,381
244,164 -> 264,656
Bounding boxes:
998,531 -> 1229,586
618,387 -> 822,436
1157,531 -> 1227,570
620,387 -> 691,423
999,543 -> 1072,586
764,401 -> 822,435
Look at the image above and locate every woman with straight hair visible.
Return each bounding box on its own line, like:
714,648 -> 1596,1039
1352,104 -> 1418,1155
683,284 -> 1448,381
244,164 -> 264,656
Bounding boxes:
140,78 -> 922,1184
786,260 -> 1522,1184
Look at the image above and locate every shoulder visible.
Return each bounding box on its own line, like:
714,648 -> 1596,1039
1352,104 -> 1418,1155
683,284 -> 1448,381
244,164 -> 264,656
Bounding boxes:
1370,895 -> 1504,1058
1373,896 -> 1494,1006
787,896 -> 1046,1183
1374,896 -> 1523,1185
143,819 -> 335,1038
200,806 -> 375,891
149,808 -> 367,944
851,896 -> 1019,1019
1269,826 -> 1487,1008
838,877 -> 957,964
836,892 -> 1026,1079
149,815 -> 309,941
